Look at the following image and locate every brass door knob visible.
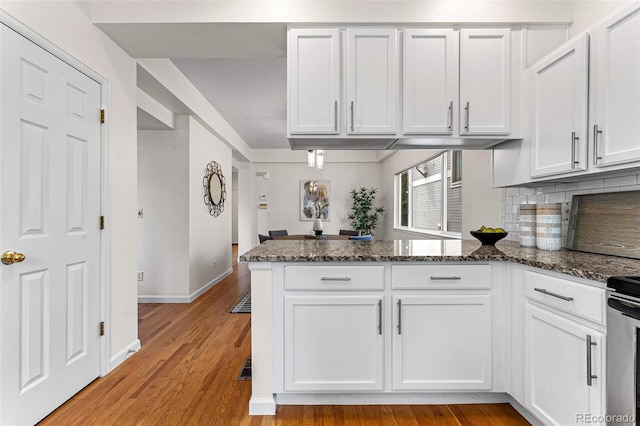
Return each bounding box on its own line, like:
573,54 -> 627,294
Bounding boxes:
2,251 -> 25,265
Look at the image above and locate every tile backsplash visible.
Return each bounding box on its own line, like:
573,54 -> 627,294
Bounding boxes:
502,172 -> 640,247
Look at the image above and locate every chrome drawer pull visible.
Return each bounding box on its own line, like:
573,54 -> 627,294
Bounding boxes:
586,335 -> 598,386
397,299 -> 402,335
320,277 -> 351,282
430,276 -> 461,280
378,300 -> 382,335
534,287 -> 574,301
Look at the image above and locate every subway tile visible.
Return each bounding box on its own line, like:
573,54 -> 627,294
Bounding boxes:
545,192 -> 567,203
506,204 -> 518,215
605,175 -> 638,187
529,194 -> 546,203
505,196 -> 513,206
505,188 -> 520,196
577,179 -> 604,190
620,184 -> 640,192
513,196 -> 528,205
519,187 -> 536,196
555,182 -> 578,192
536,185 -> 556,194
590,187 -> 619,194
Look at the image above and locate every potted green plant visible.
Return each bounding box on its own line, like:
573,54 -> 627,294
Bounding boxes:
347,187 -> 385,236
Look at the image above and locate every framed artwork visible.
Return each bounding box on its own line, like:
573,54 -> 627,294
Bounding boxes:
300,180 -> 331,221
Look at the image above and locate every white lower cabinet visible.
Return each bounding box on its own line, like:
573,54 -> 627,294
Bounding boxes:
283,295 -> 384,391
392,295 -> 493,390
525,304 -> 605,426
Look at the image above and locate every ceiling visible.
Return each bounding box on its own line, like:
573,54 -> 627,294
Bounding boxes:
98,22 -> 291,149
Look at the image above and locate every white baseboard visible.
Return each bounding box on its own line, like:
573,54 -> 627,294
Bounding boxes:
275,392 -> 510,406
249,397 -> 277,415
107,339 -> 141,374
137,268 -> 233,303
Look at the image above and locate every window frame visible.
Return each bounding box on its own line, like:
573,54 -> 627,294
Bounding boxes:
393,150 -> 461,239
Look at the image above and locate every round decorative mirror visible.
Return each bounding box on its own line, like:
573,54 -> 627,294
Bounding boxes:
203,161 -> 226,217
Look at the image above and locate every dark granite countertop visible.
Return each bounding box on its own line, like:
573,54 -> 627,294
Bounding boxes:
238,239 -> 640,283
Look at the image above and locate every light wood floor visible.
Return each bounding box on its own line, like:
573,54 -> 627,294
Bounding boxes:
41,246 -> 530,425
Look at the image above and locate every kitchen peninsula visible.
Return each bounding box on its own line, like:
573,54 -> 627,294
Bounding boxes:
239,239 -> 640,425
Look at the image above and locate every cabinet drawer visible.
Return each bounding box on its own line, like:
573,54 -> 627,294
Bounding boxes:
391,264 -> 491,290
524,270 -> 605,323
284,265 -> 384,290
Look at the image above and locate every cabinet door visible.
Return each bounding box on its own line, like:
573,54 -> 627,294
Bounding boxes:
284,295 -> 384,391
392,295 -> 493,390
346,28 -> 398,134
525,304 -> 605,426
460,29 -> 511,135
402,29 -> 458,135
594,3 -> 640,167
530,34 -> 589,178
288,28 -> 341,134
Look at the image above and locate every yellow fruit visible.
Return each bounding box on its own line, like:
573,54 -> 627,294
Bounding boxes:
495,228 -> 505,233
483,228 -> 495,233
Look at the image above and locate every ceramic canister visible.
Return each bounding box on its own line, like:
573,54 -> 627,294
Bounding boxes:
518,204 -> 537,247
536,203 -> 562,250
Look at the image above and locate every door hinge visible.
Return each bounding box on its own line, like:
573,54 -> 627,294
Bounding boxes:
100,109 -> 105,124
99,321 -> 105,336
99,216 -> 104,230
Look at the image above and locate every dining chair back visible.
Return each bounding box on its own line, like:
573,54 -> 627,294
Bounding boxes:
339,229 -> 361,236
269,230 -> 288,237
259,234 -> 274,243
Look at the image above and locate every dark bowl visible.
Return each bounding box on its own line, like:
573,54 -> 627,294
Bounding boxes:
470,230 -> 508,246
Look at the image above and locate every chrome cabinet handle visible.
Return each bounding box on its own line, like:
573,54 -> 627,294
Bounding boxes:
320,277 -> 351,282
334,100 -> 338,131
397,299 -> 402,335
447,101 -> 453,132
534,287 -> 574,301
464,101 -> 470,131
430,276 -> 461,280
586,335 -> 598,386
350,101 -> 354,132
571,132 -> 579,168
378,300 -> 382,335
593,125 -> 603,165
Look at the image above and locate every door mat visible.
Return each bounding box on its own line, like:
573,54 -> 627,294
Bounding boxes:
236,357 -> 251,380
230,290 -> 251,314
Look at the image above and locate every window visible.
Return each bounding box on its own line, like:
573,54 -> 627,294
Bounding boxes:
395,150 -> 462,236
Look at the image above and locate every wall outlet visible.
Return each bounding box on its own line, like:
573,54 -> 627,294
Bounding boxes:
137,271 -> 143,281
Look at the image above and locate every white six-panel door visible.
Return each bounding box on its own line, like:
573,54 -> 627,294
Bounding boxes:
0,24 -> 102,425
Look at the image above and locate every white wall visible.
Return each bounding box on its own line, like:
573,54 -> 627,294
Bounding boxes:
461,150 -> 503,233
137,117 -> 233,300
137,117 -> 190,297
2,0 -> 139,362
253,162 -> 383,237
188,117 -> 233,295
570,0 -> 631,36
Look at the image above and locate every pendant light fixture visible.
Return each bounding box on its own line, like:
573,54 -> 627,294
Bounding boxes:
307,149 -> 324,169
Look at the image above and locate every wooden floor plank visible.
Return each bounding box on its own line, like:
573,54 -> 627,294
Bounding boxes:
40,245 -> 530,425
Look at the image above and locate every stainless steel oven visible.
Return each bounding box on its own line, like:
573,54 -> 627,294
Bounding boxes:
607,276 -> 640,426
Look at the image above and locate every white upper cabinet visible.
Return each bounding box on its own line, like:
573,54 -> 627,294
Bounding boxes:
460,29 -> 511,135
530,34 -> 589,178
402,29 -> 458,135
593,2 -> 640,167
288,29 -> 341,134
346,28 -> 399,134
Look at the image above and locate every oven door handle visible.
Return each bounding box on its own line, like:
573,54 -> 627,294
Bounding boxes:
608,297 -> 640,321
